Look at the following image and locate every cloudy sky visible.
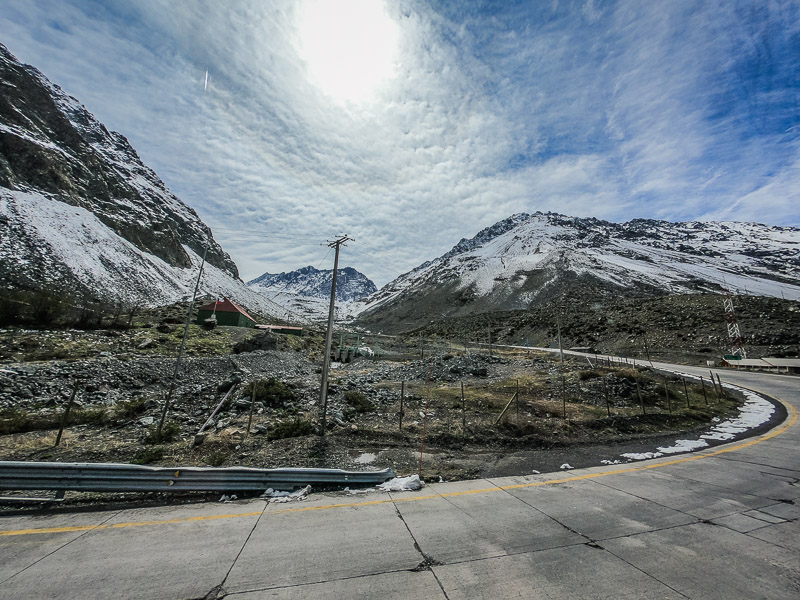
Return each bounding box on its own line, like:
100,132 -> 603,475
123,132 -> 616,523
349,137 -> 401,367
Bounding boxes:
3,0 -> 799,286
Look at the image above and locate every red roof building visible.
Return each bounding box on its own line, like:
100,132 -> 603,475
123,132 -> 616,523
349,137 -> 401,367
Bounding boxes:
196,298 -> 257,328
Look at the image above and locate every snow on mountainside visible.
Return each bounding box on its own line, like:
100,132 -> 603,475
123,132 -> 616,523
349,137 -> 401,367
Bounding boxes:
0,190 -> 288,317
354,212 -> 800,328
0,44 -> 284,318
248,266 -> 377,321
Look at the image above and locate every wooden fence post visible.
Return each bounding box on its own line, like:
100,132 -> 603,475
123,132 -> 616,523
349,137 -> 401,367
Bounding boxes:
246,383 -> 257,438
55,381 -> 79,447
399,381 -> 405,431
682,378 -> 691,409
663,375 -> 671,414
461,382 -> 466,432
636,379 -> 645,415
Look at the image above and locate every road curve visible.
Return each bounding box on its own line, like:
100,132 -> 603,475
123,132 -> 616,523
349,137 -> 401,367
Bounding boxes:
1,364 -> 798,599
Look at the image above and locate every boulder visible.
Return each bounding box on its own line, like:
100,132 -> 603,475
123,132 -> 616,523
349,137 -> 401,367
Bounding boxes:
233,333 -> 278,354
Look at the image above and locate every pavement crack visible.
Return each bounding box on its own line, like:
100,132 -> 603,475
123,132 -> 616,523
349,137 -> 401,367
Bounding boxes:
390,497 -> 450,599
0,508 -> 124,586
592,478 -> 704,525
602,544 -> 691,599
488,480 -> 592,542
210,501 -> 269,599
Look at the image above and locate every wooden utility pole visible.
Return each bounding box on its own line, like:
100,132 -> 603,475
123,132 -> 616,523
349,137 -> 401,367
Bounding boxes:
319,235 -> 352,436
157,246 -> 207,440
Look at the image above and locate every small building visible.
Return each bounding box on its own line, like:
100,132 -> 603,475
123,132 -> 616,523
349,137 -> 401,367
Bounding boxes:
762,358 -> 800,374
722,357 -> 800,374
196,298 -> 257,328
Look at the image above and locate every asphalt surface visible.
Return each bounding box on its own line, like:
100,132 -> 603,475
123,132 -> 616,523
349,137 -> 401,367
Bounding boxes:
1,359 -> 798,599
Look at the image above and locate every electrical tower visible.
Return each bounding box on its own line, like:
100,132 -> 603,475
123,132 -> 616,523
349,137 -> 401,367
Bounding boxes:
722,292 -> 746,358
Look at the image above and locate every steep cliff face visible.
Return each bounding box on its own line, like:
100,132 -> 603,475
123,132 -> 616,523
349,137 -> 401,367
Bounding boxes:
0,43 -> 238,291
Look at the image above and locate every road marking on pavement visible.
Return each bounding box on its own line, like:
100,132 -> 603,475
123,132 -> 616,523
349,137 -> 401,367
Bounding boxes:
2,396 -> 796,538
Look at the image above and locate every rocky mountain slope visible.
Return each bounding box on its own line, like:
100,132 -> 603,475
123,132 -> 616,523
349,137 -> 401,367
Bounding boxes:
355,212 -> 800,332
0,44 -> 282,317
248,266 -> 376,321
249,266 -> 376,302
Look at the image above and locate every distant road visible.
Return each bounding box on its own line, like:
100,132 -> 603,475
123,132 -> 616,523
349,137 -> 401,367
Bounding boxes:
1,361 -> 798,599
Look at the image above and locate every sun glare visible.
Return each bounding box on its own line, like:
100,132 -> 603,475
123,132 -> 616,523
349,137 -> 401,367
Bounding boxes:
296,0 -> 400,104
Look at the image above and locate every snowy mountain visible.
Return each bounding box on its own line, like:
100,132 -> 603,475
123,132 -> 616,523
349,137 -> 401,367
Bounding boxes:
0,44 -> 285,318
248,266 -> 376,321
354,212 -> 800,331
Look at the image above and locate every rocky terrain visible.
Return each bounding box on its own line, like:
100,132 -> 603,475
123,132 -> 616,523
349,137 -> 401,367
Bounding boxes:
410,293 -> 800,363
0,324 -> 756,494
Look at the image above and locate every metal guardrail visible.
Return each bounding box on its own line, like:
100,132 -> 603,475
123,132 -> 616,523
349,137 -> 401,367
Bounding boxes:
0,461 -> 396,493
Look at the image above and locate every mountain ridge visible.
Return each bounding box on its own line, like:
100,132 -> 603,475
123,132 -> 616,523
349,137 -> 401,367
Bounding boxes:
353,211 -> 800,332
0,43 -> 286,318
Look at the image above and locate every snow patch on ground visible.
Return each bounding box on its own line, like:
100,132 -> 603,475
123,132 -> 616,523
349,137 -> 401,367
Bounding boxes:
377,474 -> 423,491
700,389 -> 775,441
620,383 -> 775,462
261,485 -> 311,503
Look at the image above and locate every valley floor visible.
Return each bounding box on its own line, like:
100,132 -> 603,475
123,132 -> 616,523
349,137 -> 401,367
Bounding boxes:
1,325 -> 770,508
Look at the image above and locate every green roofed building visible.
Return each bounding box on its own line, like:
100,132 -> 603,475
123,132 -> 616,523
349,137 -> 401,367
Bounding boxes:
196,298 -> 257,328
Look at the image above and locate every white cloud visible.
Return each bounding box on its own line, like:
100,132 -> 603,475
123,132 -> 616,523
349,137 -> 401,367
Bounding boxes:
1,0 -> 798,287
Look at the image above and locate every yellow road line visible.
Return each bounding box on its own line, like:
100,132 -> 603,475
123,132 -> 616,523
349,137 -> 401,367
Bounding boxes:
2,396 -> 796,538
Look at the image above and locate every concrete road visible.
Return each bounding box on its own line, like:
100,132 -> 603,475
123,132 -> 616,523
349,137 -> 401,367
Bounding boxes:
1,365 -> 798,599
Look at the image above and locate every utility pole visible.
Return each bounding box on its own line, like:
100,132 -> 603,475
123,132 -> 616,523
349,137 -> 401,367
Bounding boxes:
157,246 -> 207,440
318,235 -> 352,436
557,312 -> 564,365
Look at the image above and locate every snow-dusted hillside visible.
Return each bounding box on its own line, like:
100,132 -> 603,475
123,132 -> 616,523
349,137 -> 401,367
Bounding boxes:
354,212 -> 800,328
0,44 -> 286,318
248,266 -> 376,321
0,189 -> 289,317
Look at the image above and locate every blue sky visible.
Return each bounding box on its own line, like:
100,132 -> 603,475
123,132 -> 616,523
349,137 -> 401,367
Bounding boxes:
2,0 -> 799,286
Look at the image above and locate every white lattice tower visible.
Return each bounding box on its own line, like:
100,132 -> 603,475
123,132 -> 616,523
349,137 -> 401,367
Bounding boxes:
723,294 -> 746,358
